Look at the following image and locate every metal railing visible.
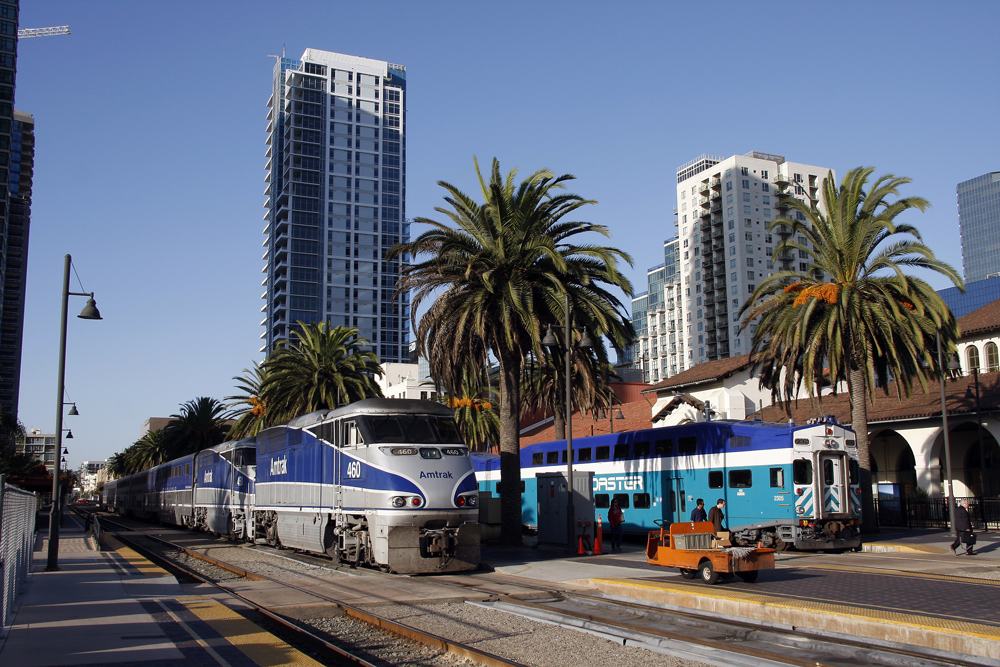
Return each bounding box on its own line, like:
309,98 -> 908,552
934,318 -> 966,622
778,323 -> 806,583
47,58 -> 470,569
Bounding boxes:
875,496 -> 1000,530
1,476 -> 37,637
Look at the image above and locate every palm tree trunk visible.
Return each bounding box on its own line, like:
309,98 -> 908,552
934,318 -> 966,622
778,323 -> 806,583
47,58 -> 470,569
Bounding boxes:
497,351 -> 523,546
849,364 -> 878,534
553,408 -> 566,441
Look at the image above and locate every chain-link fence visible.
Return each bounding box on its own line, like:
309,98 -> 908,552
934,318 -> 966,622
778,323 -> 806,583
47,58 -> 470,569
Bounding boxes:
1,475 -> 37,637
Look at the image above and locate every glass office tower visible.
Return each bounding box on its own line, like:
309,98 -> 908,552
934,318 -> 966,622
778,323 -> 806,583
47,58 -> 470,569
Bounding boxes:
958,172 -> 1000,284
262,49 -> 409,362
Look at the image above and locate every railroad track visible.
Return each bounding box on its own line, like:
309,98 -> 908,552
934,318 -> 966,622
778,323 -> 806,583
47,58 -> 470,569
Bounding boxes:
89,512 -> 987,667
94,514 -> 524,667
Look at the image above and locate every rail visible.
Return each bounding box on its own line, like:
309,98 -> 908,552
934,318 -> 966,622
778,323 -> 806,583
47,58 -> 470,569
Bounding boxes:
0,476 -> 36,637
876,495 -> 1000,530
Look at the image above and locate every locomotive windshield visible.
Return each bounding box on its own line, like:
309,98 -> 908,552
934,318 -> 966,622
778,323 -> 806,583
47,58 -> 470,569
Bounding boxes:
363,414 -> 465,445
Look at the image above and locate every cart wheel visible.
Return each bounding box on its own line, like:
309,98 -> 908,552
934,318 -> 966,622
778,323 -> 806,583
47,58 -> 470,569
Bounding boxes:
699,560 -> 719,585
680,568 -> 696,579
738,571 -> 759,583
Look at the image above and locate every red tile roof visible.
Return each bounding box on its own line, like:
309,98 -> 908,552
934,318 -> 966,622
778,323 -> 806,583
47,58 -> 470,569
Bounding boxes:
641,353 -> 754,394
958,298 -> 1000,338
753,371 -> 1000,425
520,399 -> 653,447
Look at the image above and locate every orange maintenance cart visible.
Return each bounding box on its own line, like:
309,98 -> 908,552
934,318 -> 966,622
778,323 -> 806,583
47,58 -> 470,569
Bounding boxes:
646,520 -> 775,584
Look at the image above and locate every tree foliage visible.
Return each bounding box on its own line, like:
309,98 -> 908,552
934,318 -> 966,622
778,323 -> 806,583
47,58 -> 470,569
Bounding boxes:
388,157 -> 634,544
739,167 -> 963,532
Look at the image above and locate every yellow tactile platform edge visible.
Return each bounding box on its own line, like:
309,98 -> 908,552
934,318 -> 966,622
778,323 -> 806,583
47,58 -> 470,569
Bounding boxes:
101,534 -> 172,577
593,577 -> 1000,641
183,597 -> 324,667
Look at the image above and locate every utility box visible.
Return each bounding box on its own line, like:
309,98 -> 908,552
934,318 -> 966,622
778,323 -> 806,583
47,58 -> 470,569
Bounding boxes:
536,471 -> 595,548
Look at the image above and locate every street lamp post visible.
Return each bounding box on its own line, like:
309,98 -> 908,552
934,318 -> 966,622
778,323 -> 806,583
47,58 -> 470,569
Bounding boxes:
936,332 -> 959,541
46,254 -> 102,572
542,293 -> 593,552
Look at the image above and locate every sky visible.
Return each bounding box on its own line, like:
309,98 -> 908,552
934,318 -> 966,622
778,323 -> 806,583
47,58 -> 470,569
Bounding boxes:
13,1 -> 1000,468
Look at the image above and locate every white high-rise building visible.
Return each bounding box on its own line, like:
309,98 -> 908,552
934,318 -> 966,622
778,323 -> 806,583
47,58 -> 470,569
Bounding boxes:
633,151 -> 832,381
262,49 -> 409,361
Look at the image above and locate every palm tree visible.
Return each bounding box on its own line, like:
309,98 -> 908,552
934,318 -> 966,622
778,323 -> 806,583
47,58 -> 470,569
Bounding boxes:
739,167 -> 962,533
226,363 -> 270,439
123,430 -> 170,472
0,405 -> 32,476
161,397 -> 231,459
446,365 -> 500,452
389,157 -> 634,545
260,322 -> 383,422
521,348 -> 617,440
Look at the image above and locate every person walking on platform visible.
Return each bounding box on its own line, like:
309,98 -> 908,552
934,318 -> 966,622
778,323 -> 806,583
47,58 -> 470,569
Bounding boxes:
708,498 -> 727,534
690,498 -> 707,523
950,499 -> 976,556
608,498 -> 624,552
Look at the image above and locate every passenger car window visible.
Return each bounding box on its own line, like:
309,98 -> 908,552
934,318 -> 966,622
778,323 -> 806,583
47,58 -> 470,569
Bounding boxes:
729,469 -> 752,488
709,470 -> 723,488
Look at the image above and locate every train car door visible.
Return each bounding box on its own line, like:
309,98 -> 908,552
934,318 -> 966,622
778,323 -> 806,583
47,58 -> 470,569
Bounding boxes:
666,473 -> 687,524
818,452 -> 847,516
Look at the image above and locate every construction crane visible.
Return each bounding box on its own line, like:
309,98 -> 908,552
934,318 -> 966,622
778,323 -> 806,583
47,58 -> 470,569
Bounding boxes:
17,26 -> 71,39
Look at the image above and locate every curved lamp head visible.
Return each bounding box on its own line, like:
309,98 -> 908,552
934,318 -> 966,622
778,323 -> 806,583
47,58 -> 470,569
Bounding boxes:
578,328 -> 595,349
64,429 -> 73,439
67,403 -> 79,416
541,325 -> 558,349
78,296 -> 102,320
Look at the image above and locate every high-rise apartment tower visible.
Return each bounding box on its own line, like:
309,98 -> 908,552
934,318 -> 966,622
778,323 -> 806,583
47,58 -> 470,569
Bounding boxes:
262,49 -> 410,361
0,0 -> 26,418
633,151 -> 832,383
958,172 -> 1000,284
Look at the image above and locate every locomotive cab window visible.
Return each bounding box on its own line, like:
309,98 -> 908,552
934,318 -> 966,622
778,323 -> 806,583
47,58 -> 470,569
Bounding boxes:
578,447 -> 592,462
633,493 -> 651,509
729,469 -> 752,488
613,444 -> 629,460
678,436 -> 697,454
849,459 -> 859,484
595,445 -> 610,460
793,459 -> 813,484
344,421 -> 364,448
654,439 -> 672,456
770,467 -> 784,488
595,493 -> 610,508
435,417 -> 462,443
546,451 -> 559,465
709,470 -> 723,488
634,442 -> 650,458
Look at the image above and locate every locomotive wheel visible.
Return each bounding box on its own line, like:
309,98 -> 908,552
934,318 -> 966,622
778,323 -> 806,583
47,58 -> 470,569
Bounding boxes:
773,538 -> 790,552
699,560 -> 719,585
680,568 -> 697,579
738,571 -> 759,583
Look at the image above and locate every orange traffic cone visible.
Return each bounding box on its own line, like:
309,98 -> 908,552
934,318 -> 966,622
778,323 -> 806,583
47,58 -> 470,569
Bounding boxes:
577,534 -> 586,555
594,515 -> 603,555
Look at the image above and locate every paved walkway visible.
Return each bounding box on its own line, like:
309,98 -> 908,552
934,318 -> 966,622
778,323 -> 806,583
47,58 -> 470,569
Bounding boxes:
0,514 -> 321,667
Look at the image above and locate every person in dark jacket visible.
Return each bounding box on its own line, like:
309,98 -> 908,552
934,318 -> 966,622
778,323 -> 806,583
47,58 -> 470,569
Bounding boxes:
708,498 -> 727,534
950,499 -> 975,555
690,498 -> 707,523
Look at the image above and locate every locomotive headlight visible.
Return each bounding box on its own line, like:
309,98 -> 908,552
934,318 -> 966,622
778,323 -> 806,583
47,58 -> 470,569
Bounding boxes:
391,496 -> 406,508
456,496 -> 466,507
467,494 -> 478,507
796,505 -> 805,515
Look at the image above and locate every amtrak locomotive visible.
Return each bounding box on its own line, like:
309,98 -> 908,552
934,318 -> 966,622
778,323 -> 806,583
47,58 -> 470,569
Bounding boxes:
474,416 -> 862,551
103,399 -> 480,574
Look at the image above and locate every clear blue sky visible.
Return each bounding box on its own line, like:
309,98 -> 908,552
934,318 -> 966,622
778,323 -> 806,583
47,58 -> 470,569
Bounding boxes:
15,1 -> 999,467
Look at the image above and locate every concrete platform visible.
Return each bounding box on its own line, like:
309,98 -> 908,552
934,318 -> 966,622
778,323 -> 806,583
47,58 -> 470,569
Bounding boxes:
0,514 -> 323,667
482,530 -> 1000,665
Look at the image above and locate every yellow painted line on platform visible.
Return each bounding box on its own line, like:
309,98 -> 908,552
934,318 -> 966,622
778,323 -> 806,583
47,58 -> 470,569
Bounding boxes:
102,534 -> 172,577
864,542 -> 948,554
183,597 -> 324,667
592,577 -> 1000,642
